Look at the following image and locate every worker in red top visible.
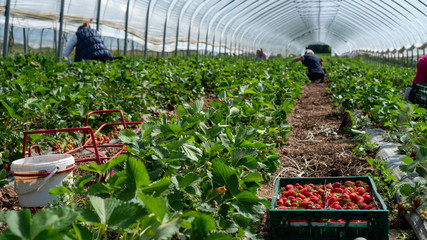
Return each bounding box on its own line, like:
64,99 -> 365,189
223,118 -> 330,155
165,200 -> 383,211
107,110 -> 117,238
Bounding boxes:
408,54 -> 427,103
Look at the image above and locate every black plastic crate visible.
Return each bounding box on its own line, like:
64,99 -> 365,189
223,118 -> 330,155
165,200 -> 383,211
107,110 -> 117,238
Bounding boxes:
270,176 -> 388,240
415,84 -> 427,108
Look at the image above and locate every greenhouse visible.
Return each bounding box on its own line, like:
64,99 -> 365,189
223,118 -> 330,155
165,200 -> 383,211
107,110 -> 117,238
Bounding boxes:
0,0 -> 426,240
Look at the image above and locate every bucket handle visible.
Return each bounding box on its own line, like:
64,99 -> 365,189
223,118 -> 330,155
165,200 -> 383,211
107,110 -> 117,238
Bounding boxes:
15,166 -> 60,195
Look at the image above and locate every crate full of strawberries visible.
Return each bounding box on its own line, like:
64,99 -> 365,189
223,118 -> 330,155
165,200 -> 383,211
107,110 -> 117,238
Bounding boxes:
270,176 -> 388,240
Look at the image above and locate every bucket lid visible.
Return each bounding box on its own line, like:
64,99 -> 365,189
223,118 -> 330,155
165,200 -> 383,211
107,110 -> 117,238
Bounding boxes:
11,154 -> 75,172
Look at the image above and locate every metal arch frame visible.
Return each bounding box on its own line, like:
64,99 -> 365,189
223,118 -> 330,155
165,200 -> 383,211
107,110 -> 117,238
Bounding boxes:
240,0 -> 310,54
162,0 -> 180,57
244,0 -> 301,53
215,0 -> 260,56
349,1 -> 414,46
144,0 -> 154,58
174,0 -> 196,56
236,0 -> 424,55
370,0 -> 421,44
202,0 -> 236,56
380,0 -> 426,42
206,0 -> 243,56
210,0 -> 249,56
247,1 -> 394,54
195,0 -> 223,57
232,0 -> 294,56
331,3 -> 403,50
237,1 -> 313,55
186,0 -> 211,56
226,0 -> 274,55
404,0 -> 427,17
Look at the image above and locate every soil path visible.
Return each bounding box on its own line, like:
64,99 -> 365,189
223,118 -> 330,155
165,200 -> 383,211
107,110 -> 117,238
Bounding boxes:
258,82 -> 370,199
257,82 -> 415,240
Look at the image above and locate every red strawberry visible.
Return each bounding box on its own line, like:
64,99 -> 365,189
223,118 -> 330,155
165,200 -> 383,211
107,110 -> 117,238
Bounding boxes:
327,197 -> 338,206
285,190 -> 296,197
300,200 -> 314,209
364,185 -> 371,192
358,202 -> 368,210
310,196 -> 320,203
362,193 -> 372,203
333,188 -> 343,194
350,193 -> 359,202
410,152 -> 416,159
286,184 -> 294,190
52,145 -> 59,151
300,188 -> 309,196
332,203 -> 343,210
414,199 -> 421,208
332,182 -> 341,188
357,187 -> 365,195
277,197 -> 286,206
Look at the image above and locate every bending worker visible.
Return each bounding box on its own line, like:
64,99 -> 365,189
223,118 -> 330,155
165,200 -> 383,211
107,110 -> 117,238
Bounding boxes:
407,54 -> 427,103
62,22 -> 113,63
292,49 -> 325,83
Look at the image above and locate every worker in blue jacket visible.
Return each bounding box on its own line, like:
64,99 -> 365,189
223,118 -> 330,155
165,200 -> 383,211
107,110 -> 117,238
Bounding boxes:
292,49 -> 325,83
62,22 -> 113,63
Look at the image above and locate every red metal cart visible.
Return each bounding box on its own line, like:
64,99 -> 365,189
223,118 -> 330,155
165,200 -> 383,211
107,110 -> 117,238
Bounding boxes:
22,110 -> 143,165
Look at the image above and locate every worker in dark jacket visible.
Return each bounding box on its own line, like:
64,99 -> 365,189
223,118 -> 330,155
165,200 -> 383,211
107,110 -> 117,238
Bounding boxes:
292,49 -> 325,83
62,22 -> 113,63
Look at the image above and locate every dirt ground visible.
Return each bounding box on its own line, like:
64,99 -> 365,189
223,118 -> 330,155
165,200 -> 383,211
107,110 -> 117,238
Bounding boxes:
256,82 -> 416,239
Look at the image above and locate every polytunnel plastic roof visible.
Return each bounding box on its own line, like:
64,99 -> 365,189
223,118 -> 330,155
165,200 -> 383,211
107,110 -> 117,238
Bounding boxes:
0,0 -> 426,56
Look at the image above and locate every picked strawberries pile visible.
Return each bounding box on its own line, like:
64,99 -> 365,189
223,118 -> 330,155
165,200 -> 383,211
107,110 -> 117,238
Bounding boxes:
276,180 -> 378,211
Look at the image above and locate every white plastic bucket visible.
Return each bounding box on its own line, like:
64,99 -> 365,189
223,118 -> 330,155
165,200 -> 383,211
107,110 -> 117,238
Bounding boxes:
11,154 -> 75,207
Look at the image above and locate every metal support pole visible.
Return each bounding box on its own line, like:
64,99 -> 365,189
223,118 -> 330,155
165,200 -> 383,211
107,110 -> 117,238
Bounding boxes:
23,28 -> 28,54
124,0 -> 130,57
132,40 -> 134,57
196,31 -> 200,58
57,0 -> 65,60
162,17 -> 167,57
96,0 -> 102,31
417,49 -> 420,63
40,29 -> 45,53
174,18 -> 180,56
117,38 -> 120,55
186,23 -> 193,56
144,0 -> 153,58
210,34 -> 214,57
406,50 -> 409,67
2,0 -> 11,57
